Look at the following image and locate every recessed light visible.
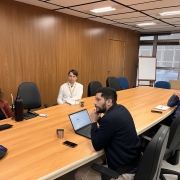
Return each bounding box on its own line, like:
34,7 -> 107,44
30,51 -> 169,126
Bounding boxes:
159,10 -> 180,16
137,22 -> 156,26
90,7 -> 116,13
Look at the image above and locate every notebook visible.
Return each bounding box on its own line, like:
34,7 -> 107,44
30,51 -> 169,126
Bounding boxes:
155,105 -> 170,111
68,109 -> 92,139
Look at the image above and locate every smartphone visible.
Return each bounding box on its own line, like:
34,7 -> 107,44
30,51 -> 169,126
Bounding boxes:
62,141 -> 78,148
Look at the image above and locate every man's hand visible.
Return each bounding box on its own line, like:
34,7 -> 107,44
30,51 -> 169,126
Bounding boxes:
90,109 -> 101,123
174,90 -> 180,99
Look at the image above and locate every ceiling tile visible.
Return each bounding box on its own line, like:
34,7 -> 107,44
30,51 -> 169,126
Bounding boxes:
143,6 -> 180,19
103,12 -> 145,20
141,26 -> 180,32
112,23 -> 133,28
131,0 -> 180,11
160,14 -> 180,20
141,25 -> 174,30
56,8 -> 93,18
71,1 -> 134,16
114,0 -> 160,6
15,0 -> 61,9
114,16 -> 153,23
48,0 -> 98,7
161,17 -> 180,23
174,22 -> 180,25
112,23 -> 143,32
88,17 -> 115,24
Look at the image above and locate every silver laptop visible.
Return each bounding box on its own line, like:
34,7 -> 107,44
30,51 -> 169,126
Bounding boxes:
68,109 -> 92,139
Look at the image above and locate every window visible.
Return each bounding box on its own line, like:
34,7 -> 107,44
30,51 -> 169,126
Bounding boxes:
158,33 -> 180,40
156,45 -> 180,81
138,33 -> 180,84
140,36 -> 154,40
139,45 -> 153,57
156,69 -> 178,81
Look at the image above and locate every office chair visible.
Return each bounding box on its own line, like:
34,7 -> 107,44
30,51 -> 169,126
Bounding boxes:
17,82 -> 41,119
118,77 -> 129,90
91,125 -> 169,180
106,77 -> 122,91
154,81 -> 171,89
88,81 -> 102,97
160,115 -> 180,180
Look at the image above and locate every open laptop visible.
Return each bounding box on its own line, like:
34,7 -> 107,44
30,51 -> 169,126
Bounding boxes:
68,109 -> 92,139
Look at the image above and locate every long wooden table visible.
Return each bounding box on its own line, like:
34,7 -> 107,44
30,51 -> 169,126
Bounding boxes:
0,87 -> 176,180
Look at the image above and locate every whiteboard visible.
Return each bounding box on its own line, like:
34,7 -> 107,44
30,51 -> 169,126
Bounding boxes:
138,57 -> 156,81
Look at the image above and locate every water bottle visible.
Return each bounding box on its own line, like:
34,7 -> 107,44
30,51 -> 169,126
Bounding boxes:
14,96 -> 24,121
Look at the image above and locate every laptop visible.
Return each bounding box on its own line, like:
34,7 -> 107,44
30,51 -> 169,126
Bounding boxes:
68,109 -> 92,139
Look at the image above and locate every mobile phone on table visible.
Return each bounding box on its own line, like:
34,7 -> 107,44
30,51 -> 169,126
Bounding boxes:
62,141 -> 78,148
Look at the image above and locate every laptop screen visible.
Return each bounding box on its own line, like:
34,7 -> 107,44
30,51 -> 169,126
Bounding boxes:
69,109 -> 91,131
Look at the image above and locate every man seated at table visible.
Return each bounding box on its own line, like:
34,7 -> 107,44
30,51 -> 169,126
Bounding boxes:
57,69 -> 83,104
75,87 -> 141,180
0,88 -> 13,120
164,90 -> 180,126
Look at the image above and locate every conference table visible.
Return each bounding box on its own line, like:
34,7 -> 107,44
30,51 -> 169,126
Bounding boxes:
0,86 -> 177,180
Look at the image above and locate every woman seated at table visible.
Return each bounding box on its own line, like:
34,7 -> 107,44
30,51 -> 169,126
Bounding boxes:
0,88 -> 13,120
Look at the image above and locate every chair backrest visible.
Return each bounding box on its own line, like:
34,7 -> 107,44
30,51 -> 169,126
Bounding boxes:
164,115 -> 180,163
154,81 -> 171,89
118,77 -> 129,89
106,77 -> 121,91
17,82 -> 41,110
169,80 -> 180,90
134,125 -> 169,180
88,81 -> 102,97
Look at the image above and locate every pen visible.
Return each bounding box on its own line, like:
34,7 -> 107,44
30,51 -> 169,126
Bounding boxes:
39,114 -> 49,117
151,110 -> 162,114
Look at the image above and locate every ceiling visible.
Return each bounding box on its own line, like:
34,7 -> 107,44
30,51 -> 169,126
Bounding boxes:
14,0 -> 180,35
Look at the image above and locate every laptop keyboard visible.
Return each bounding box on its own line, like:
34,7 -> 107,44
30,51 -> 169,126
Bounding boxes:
77,125 -> 91,138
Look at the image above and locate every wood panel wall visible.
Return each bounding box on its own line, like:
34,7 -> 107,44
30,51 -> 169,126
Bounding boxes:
0,0 -> 140,107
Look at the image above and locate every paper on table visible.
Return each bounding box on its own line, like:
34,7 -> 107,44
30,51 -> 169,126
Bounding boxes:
155,105 -> 170,111
66,100 -> 79,105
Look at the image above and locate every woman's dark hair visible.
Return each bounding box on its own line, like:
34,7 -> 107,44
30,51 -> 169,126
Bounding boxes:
68,69 -> 78,77
95,87 -> 117,105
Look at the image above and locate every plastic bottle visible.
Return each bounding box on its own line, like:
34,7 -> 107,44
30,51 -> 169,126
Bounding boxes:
14,96 -> 24,121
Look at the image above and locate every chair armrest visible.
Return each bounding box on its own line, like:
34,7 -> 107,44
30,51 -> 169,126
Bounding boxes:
141,135 -> 152,141
91,163 -> 119,179
140,135 -> 152,152
120,86 -> 124,90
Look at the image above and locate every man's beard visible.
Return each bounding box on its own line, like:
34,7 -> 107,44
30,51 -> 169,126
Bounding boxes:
95,102 -> 106,113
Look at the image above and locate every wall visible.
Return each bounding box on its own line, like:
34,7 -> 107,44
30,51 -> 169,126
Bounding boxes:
0,0 -> 140,107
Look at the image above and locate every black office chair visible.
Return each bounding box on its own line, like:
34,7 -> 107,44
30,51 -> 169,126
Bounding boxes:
118,77 -> 129,90
88,81 -> 102,97
91,125 -> 169,180
106,77 -> 122,91
17,82 -> 41,119
160,115 -> 180,180
154,81 -> 171,89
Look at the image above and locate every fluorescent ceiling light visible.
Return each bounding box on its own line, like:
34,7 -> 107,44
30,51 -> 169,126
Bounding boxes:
90,7 -> 116,13
159,10 -> 180,16
137,22 -> 156,26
